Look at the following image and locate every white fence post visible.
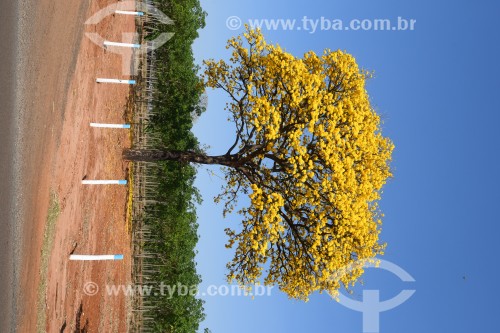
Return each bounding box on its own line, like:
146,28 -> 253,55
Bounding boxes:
70,254 -> 124,261
82,180 -> 128,185
90,123 -> 131,129
96,78 -> 136,84
104,41 -> 141,48
115,10 -> 144,16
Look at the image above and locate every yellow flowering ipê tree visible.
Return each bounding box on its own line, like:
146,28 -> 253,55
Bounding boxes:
124,28 -> 394,300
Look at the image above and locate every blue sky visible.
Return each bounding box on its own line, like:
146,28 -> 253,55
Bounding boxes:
191,1 -> 500,332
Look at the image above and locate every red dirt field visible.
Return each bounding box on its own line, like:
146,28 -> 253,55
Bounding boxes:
18,1 -> 136,331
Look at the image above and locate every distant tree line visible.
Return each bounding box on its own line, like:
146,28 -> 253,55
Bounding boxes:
137,0 -> 207,332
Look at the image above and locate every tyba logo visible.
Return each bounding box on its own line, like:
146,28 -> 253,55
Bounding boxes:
84,1 -> 174,75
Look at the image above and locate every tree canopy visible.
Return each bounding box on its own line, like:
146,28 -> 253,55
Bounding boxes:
132,1 -> 207,331
125,28 -> 394,301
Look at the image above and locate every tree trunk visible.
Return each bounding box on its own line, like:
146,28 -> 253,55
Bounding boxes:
123,149 -> 238,167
